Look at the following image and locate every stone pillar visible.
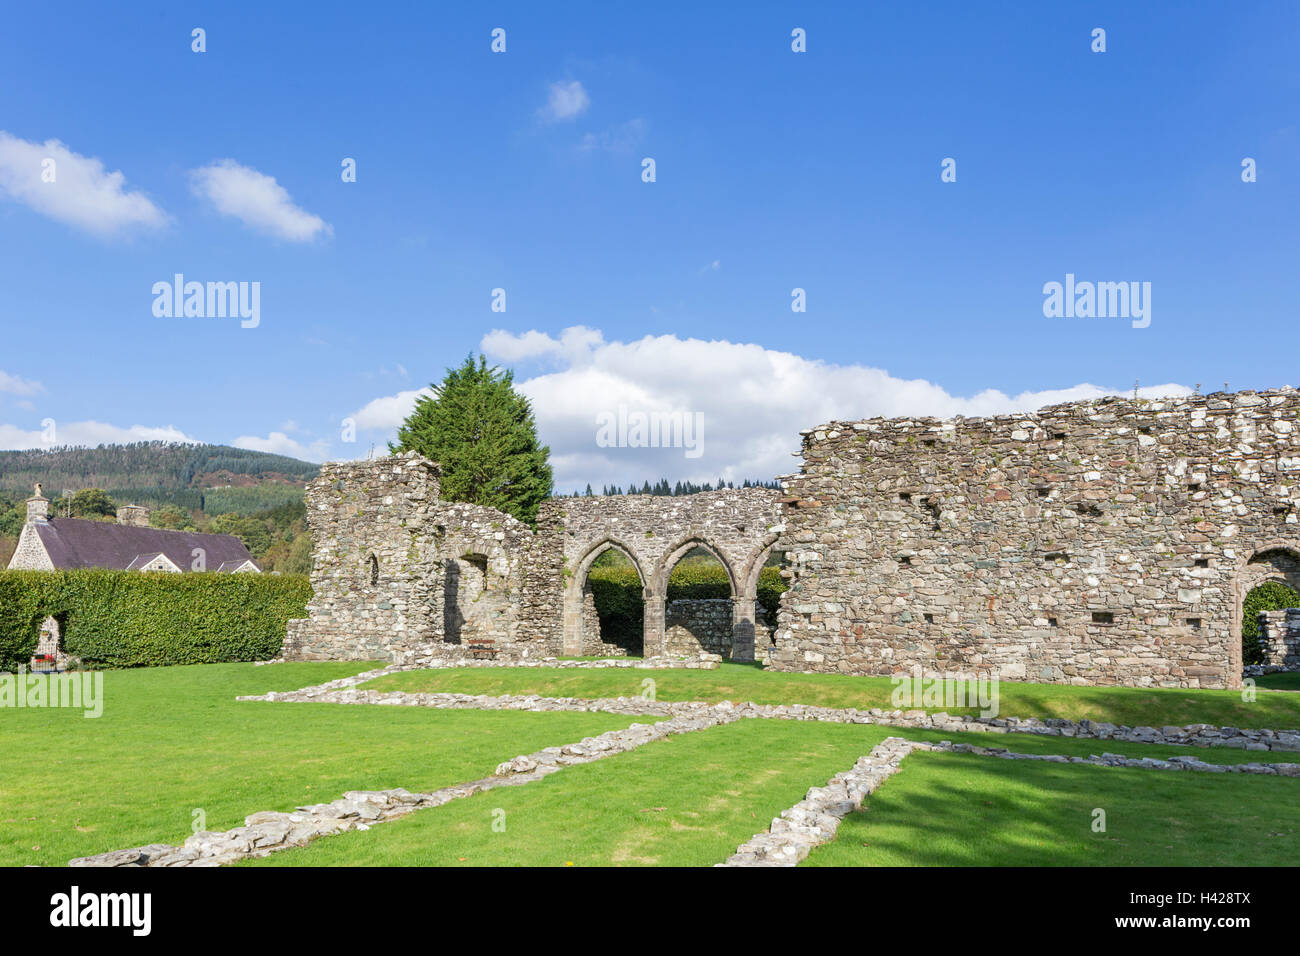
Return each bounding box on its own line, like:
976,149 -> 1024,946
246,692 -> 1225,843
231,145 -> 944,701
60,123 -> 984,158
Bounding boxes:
731,596 -> 757,663
561,588 -> 584,656
643,590 -> 666,658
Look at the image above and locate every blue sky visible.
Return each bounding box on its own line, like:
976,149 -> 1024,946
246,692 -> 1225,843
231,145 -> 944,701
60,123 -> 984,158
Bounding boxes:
1,1 -> 1296,491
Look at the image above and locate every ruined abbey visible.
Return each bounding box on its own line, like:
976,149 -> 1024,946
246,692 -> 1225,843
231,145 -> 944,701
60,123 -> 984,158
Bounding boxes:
284,388 -> 1300,690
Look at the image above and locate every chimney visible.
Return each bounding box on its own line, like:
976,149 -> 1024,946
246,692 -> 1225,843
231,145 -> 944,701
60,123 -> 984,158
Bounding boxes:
26,484 -> 49,524
117,504 -> 151,528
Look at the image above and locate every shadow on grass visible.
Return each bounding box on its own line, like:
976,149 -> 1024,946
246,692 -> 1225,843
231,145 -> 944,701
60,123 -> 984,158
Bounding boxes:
804,751 -> 1300,867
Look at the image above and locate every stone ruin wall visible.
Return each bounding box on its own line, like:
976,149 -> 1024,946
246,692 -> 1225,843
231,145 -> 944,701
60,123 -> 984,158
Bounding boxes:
768,388 -> 1300,689
544,489 -> 784,659
1258,609 -> 1300,668
285,388 -> 1300,688
284,455 -> 784,664
284,454 -> 551,663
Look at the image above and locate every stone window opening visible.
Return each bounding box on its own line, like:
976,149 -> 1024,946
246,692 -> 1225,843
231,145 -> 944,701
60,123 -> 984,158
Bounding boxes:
923,613 -> 935,625
1091,611 -> 1115,625
1187,617 -> 1203,630
1195,558 -> 1209,568
444,552 -> 493,646
1048,617 -> 1059,627
898,556 -> 912,566
368,554 -> 379,586
1052,431 -> 1067,441
899,492 -> 912,502
1044,552 -> 1071,564
1036,487 -> 1051,498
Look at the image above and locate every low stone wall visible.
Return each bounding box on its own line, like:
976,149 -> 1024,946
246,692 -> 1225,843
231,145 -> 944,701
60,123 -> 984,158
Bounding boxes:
665,599 -> 733,658
245,666 -> 1300,752
1258,609 -> 1300,667
721,737 -> 928,866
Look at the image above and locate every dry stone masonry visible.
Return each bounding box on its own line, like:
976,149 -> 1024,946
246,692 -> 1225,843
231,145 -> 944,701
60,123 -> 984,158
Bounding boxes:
770,388 -> 1300,689
286,388 -> 1300,688
1258,609 -> 1300,668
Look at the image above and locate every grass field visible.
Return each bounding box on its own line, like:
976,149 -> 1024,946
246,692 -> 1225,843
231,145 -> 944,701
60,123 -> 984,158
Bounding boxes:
804,750 -> 1300,866
245,718 -> 1300,867
0,662 -> 640,867
364,663 -> 1300,730
5,661 -> 1299,868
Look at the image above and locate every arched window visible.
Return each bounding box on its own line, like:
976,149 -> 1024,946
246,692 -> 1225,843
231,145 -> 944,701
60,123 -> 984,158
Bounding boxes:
368,554 -> 379,586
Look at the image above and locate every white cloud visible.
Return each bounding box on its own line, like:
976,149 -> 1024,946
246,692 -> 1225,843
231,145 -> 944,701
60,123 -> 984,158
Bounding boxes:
232,430 -> 329,461
350,387 -> 434,432
0,370 -> 43,396
347,327 -> 1191,492
0,420 -> 197,450
0,131 -> 167,236
190,159 -> 331,242
539,80 -> 590,123
576,118 -> 646,153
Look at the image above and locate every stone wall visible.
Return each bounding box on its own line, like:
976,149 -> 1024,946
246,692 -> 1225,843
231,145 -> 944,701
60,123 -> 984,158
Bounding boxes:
545,489 -> 784,660
283,453 -> 549,663
287,387 -> 1298,687
283,454 -> 781,664
769,388 -> 1300,689
665,598 -> 734,657
1258,609 -> 1300,667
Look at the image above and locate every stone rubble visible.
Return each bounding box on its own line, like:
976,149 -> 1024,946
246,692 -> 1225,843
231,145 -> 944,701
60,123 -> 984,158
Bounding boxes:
720,737 -> 930,866
239,666 -> 1300,752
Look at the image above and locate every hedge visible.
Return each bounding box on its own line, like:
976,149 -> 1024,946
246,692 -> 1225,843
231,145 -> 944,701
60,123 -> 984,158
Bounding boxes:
585,563 -> 788,649
0,570 -> 310,670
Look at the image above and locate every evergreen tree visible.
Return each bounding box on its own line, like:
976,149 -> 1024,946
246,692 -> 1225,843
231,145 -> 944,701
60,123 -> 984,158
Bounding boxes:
392,355 -> 553,525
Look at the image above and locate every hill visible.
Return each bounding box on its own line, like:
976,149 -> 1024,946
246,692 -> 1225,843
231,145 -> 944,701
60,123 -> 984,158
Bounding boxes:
0,443 -> 318,514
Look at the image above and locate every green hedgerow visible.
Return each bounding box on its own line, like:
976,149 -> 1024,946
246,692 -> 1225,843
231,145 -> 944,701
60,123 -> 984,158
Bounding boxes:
0,569 -> 309,670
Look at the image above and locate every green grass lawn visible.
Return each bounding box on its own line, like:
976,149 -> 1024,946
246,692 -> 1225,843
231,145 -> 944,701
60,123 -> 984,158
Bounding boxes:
364,663 -> 1300,730
1256,672 -> 1300,691
245,716 -> 1300,867
0,662 -> 640,867
804,750 -> 1300,866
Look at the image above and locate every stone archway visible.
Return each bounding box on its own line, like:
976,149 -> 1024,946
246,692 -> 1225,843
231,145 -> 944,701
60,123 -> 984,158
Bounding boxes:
563,538 -> 650,656
736,533 -> 785,663
1234,545 -> 1300,668
651,537 -> 739,660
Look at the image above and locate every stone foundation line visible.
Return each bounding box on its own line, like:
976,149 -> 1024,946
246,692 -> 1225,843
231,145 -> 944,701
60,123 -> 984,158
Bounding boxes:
70,709 -> 740,868
255,652 -> 722,671
239,667 -> 1300,753
721,736 -> 1300,868
720,737 -> 930,866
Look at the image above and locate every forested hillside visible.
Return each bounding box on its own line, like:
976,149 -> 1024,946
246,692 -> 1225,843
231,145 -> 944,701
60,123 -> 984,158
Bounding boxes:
0,443 -> 317,495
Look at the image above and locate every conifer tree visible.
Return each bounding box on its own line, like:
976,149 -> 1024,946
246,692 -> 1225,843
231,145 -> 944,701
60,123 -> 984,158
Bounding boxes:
392,355 -> 552,525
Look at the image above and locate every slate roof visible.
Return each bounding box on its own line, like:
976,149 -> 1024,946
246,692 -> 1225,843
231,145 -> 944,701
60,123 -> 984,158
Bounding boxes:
32,518 -> 260,573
